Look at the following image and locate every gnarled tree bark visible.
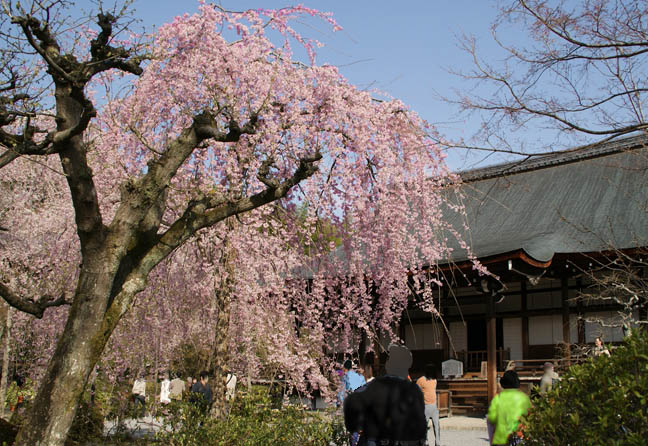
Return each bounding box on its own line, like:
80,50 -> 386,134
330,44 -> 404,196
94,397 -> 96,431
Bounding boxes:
210,228 -> 235,419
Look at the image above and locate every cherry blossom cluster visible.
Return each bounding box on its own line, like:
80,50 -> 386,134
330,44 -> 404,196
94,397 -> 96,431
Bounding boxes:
2,3 -> 476,395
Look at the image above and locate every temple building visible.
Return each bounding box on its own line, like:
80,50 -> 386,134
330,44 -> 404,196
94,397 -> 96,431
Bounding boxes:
399,135 -> 648,412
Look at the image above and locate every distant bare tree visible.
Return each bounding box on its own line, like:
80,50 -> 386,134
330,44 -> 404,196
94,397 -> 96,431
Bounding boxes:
446,0 -> 648,155
575,249 -> 647,340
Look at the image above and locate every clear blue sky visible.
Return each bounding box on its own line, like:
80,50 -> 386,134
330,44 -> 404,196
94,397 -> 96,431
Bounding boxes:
86,1 -> 519,170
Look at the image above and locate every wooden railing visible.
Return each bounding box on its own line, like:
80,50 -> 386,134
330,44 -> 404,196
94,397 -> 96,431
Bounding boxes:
504,357 -> 586,376
458,348 -> 510,372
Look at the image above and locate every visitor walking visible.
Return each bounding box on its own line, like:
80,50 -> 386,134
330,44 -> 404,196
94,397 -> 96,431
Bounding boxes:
131,374 -> 147,417
343,360 -> 366,396
417,364 -> 440,446
159,371 -> 171,405
169,372 -> 185,401
190,371 -> 213,413
538,362 -> 559,395
343,345 -> 427,446
487,370 -> 531,445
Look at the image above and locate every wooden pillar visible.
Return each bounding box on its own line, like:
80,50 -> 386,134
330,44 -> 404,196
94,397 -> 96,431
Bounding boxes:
576,278 -> 586,344
487,295 -> 497,402
521,281 -> 529,360
561,275 -> 571,363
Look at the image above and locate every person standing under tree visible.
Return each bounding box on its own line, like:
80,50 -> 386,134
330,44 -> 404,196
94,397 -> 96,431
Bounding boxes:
131,374 -> 147,418
225,371 -> 237,402
190,371 -> 213,413
159,371 -> 171,405
363,363 -> 375,384
343,360 -> 366,398
169,372 -> 185,401
343,345 -> 427,446
185,376 -> 194,401
417,364 -> 440,446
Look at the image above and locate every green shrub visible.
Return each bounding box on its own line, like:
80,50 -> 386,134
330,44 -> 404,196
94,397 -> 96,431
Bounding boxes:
157,386 -> 345,446
522,330 -> 648,446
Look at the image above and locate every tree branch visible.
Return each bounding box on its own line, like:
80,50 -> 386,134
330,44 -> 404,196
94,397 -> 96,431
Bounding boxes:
457,64 -> 648,136
85,12 -> 145,78
52,94 -> 97,143
447,0 -> 648,150
0,282 -> 69,319
141,151 -> 322,272
0,147 -> 20,168
194,111 -> 258,142
102,151 -> 322,323
519,0 -> 648,51
257,157 -> 280,188
104,109 -> 261,296
0,128 -> 63,169
11,14 -> 75,84
109,110 -> 256,235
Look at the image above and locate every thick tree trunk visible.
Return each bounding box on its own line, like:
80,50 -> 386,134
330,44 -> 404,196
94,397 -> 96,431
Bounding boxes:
210,235 -> 235,419
0,303 -> 7,346
13,264 -> 123,446
209,289 -> 232,419
0,306 -> 12,419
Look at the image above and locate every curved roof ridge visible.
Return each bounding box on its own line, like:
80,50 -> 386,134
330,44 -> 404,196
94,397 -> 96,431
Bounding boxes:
458,134 -> 648,183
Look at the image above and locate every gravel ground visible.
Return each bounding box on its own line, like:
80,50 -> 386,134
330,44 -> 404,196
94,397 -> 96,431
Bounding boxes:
437,414 -> 489,446
440,429 -> 489,446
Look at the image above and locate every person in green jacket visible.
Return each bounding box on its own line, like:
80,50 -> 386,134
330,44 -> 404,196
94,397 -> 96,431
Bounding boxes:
487,370 -> 531,445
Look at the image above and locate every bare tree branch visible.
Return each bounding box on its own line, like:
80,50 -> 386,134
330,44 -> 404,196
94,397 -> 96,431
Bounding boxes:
0,6 -> 147,168
0,282 -> 69,318
446,0 -> 648,152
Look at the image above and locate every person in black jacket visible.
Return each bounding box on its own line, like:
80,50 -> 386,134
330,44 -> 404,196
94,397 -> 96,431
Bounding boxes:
190,370 -> 213,413
344,345 -> 426,446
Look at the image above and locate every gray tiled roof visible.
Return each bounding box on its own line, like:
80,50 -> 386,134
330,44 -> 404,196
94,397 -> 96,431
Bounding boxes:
443,135 -> 648,264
